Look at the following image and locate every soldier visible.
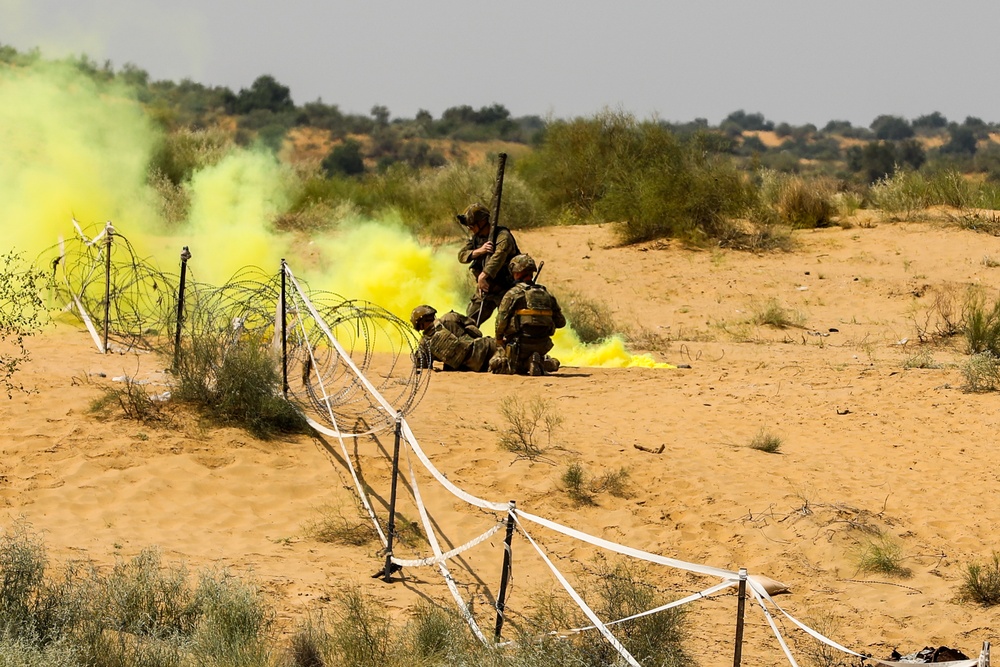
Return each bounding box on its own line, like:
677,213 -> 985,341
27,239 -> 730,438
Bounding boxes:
456,202 -> 520,325
410,305 -> 497,372
491,254 -> 566,376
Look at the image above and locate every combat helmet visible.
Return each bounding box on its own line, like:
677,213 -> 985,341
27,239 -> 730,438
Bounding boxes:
410,305 -> 437,329
459,202 -> 490,227
508,253 -> 536,275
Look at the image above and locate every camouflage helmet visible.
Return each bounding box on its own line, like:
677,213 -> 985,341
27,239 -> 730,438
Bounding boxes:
509,254 -> 536,275
409,305 -> 437,329
461,203 -> 490,226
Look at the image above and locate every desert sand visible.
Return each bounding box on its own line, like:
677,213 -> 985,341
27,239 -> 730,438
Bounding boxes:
3,219 -> 999,665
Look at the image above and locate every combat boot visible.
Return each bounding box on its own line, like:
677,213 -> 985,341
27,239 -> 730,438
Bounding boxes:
528,352 -> 544,376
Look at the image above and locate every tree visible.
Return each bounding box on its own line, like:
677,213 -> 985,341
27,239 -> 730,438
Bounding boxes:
321,139 -> 366,176
941,126 -> 978,155
870,115 -> 914,141
370,105 -> 390,127
723,110 -> 774,132
847,141 -> 899,183
229,75 -> 294,114
912,112 -> 948,130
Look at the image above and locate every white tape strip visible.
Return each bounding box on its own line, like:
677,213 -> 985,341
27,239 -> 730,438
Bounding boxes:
750,585 -> 799,667
285,266 -> 396,416
566,579 -> 736,635
400,420 -> 510,512
292,302 -> 388,547
71,291 -> 105,353
515,516 -> 641,667
516,509 -> 739,581
391,523 -> 502,568
403,444 -> 489,644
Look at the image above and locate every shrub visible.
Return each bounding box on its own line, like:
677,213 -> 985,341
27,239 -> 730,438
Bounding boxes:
558,290 -> 618,344
304,503 -> 379,546
497,394 -> 563,459
749,429 -> 782,453
321,138 -> 366,176
91,376 -> 167,424
326,587 -> 394,667
963,295 -> 1000,356
959,552 -> 1000,606
519,110 -> 760,245
173,329 -> 308,439
961,352 -> 1000,392
562,463 -> 595,505
190,569 -> 273,667
854,531 -> 911,578
0,252 -> 45,399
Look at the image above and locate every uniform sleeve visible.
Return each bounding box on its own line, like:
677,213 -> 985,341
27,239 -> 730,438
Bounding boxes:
549,294 -> 567,329
482,228 -> 516,279
457,237 -> 476,264
495,288 -> 518,340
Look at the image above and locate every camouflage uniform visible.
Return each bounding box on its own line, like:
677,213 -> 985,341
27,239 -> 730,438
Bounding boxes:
457,204 -> 520,324
419,311 -> 497,372
493,270 -> 566,375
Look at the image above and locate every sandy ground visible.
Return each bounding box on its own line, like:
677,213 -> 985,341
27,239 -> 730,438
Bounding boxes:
3,219 -> 1000,665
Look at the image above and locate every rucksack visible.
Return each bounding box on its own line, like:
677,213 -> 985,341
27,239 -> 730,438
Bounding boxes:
515,285 -> 556,338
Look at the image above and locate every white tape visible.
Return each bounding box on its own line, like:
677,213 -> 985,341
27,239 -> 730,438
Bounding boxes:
391,523 -> 502,568
515,516 -> 641,667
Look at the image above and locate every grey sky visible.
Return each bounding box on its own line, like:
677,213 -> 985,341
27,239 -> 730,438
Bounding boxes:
3,0 -> 998,127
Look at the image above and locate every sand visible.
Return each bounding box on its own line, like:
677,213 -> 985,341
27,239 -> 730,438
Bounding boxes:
2,219 -> 999,665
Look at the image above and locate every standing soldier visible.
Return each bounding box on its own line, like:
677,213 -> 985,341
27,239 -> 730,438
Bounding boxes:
491,254 -> 565,376
457,202 -> 520,325
410,305 -> 498,372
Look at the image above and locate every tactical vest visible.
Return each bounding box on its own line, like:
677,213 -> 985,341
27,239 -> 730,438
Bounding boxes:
427,326 -> 471,369
514,285 -> 556,338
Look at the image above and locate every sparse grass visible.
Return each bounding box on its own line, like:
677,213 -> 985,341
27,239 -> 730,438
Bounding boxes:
90,376 -> 167,424
594,467 -> 631,498
958,552 -> 1000,606
0,525 -> 274,667
854,531 -> 911,578
749,428 -> 783,453
497,394 -> 563,459
901,350 -> 941,369
751,297 -> 804,329
304,503 -> 379,547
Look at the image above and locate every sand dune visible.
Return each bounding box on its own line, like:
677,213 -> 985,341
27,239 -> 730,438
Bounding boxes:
3,220 -> 999,664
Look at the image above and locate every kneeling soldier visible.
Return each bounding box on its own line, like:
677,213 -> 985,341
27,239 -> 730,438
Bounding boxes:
492,254 -> 565,376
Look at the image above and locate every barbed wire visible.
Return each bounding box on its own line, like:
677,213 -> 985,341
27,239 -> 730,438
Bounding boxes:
39,221 -> 430,431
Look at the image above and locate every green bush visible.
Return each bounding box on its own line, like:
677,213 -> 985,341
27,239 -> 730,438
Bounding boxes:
519,110 -> 759,244
558,290 -> 618,344
963,295 -> 1000,356
959,552 -> 1000,606
961,352 -> 1000,392
854,531 -> 911,578
749,429 -> 782,453
173,326 -> 308,439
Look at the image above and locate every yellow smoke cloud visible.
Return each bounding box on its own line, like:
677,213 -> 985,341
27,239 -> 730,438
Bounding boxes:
0,60 -> 160,257
304,213 -> 466,319
2,56 -> 672,370
181,150 -> 291,284
552,328 -> 675,369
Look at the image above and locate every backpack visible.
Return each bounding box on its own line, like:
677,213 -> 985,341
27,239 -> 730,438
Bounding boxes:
515,285 -> 555,338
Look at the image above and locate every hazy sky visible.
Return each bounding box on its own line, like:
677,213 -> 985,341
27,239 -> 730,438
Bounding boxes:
3,0 -> 998,127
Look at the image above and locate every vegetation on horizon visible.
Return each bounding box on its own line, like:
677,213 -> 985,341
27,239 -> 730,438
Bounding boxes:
6,42 -> 1000,253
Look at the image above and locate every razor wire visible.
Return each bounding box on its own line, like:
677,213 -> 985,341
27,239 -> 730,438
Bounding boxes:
43,220 -> 430,431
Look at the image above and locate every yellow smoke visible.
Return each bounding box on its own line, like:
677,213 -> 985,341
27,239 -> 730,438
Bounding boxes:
2,56 -> 672,370
551,328 -> 675,369
0,60 -> 160,257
